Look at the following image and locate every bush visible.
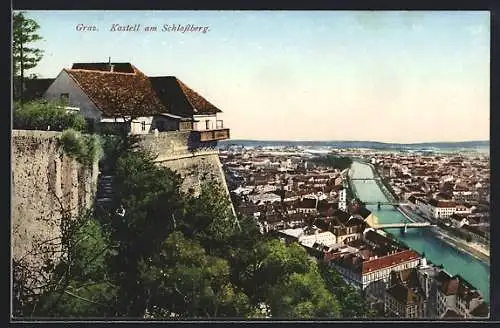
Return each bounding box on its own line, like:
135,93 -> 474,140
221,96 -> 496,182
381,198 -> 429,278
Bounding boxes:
60,129 -> 102,166
13,100 -> 86,132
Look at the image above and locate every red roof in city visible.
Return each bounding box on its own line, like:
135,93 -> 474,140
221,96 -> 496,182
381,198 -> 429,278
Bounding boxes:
362,249 -> 420,274
428,198 -> 456,208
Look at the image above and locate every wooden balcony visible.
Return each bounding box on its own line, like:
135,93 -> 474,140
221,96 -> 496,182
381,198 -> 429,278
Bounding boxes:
194,128 -> 230,142
179,121 -> 193,131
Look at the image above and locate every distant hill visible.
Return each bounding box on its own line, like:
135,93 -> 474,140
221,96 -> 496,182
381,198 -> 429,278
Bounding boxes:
219,139 -> 489,150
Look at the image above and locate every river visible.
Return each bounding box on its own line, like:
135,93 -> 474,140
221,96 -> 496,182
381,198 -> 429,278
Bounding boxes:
349,161 -> 490,301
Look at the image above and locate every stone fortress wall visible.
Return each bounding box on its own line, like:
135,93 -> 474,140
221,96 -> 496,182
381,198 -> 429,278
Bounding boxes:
12,130 -> 99,286
138,131 -> 231,197
12,130 -> 233,283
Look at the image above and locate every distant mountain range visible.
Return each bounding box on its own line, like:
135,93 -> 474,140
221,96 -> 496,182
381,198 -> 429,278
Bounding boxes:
219,139 -> 489,151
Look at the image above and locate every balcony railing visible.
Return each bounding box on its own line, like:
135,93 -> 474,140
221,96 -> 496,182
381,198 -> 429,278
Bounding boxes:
195,128 -> 230,142
179,121 -> 193,131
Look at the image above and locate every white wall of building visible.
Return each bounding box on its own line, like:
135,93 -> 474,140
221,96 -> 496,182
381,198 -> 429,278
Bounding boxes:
432,206 -> 456,219
44,70 -> 102,121
299,231 -> 337,247
339,189 -> 347,211
193,114 -> 219,131
130,116 -> 154,134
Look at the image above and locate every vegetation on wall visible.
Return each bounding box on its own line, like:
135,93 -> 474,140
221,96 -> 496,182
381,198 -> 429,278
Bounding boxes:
13,134 -> 374,319
13,100 -> 86,132
59,129 -> 102,166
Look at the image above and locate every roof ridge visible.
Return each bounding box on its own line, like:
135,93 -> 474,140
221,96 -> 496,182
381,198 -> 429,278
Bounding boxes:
67,68 -> 137,75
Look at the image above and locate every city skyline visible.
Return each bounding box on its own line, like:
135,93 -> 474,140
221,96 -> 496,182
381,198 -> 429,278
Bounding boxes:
20,10 -> 490,143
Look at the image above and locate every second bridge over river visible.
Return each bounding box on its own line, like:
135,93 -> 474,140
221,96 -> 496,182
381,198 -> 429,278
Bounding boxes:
349,177 -> 382,181
370,222 -> 435,233
363,201 -> 407,206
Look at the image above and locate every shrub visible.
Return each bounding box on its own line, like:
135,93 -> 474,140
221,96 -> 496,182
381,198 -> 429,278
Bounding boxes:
60,129 -> 102,166
13,100 -> 86,132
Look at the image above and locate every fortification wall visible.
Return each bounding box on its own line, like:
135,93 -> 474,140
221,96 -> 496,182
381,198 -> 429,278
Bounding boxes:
11,130 -> 99,286
11,130 -> 233,287
138,132 -> 228,195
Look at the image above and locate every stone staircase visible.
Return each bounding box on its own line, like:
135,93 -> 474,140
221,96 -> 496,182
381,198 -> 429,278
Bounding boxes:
96,174 -> 114,205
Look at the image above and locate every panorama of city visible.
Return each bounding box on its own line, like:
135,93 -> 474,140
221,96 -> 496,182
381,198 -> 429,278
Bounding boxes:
12,10 -> 490,320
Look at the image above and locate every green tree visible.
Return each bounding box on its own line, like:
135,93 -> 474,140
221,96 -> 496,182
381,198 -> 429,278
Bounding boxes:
18,211 -> 118,318
318,262 -> 375,318
138,231 -> 250,318
310,155 -> 353,170
13,11 -> 44,101
108,148 -> 189,316
181,182 -> 239,257
267,269 -> 340,318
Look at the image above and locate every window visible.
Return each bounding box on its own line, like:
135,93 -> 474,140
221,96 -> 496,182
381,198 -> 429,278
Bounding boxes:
85,118 -> 94,133
141,121 -> 146,131
206,120 -> 212,130
60,93 -> 69,103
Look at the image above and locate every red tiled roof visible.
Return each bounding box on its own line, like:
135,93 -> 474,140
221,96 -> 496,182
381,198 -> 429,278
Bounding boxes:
65,66 -> 166,117
362,249 -> 420,274
429,198 -> 456,208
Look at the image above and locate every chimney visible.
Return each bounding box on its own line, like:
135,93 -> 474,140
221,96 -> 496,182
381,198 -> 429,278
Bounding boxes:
108,56 -> 114,72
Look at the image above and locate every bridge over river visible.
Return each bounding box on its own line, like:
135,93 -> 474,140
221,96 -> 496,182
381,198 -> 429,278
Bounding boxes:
371,222 -> 435,233
349,177 -> 381,181
363,201 -> 407,206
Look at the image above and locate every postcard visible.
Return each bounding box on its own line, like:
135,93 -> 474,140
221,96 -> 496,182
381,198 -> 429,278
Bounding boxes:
11,10 -> 490,321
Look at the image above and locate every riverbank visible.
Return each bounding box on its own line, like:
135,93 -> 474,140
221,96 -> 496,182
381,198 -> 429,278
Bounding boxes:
353,160 -> 398,203
433,229 -> 490,264
348,160 -> 490,301
354,160 -> 491,265
398,206 -> 490,264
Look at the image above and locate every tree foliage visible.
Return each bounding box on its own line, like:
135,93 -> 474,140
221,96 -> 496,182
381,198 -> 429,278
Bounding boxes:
13,100 -> 86,132
318,262 -> 375,318
12,11 -> 44,77
13,133 -> 373,319
60,129 -> 102,166
310,155 -> 353,170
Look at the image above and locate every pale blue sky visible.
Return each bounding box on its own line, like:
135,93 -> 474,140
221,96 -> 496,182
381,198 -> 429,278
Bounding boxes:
20,11 -> 490,142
